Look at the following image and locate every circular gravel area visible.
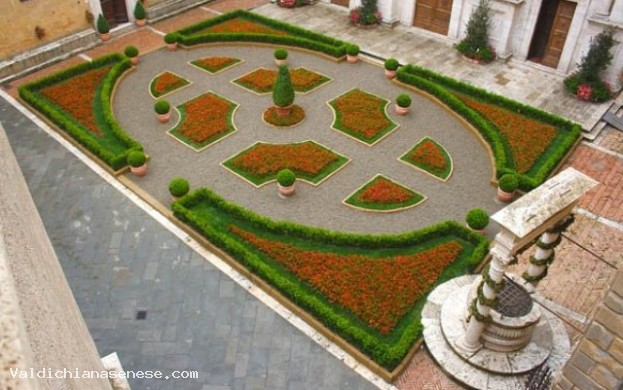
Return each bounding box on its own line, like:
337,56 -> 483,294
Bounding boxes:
115,44 -> 502,234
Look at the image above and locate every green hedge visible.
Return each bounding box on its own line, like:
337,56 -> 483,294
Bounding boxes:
173,187 -> 489,370
19,53 -> 143,170
397,64 -> 581,190
173,9 -> 349,58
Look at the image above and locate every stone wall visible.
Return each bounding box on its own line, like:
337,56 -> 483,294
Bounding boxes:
0,122 -> 111,390
554,270 -> 623,390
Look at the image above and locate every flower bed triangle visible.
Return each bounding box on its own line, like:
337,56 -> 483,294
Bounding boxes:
400,137 -> 453,181
344,175 -> 426,212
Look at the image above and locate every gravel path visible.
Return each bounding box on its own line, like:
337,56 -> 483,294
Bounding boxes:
116,44 -> 502,234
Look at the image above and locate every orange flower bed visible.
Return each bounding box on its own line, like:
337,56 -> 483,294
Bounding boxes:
172,92 -> 235,146
204,18 -> 289,36
191,57 -> 240,73
359,177 -> 413,204
234,68 -> 330,94
231,225 -> 463,334
402,138 -> 451,180
40,66 -> 111,137
457,95 -> 557,173
150,71 -> 189,98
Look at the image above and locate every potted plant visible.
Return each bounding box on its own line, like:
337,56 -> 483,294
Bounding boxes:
498,173 -> 519,202
466,208 -> 489,233
274,48 -> 288,66
134,1 -> 146,27
384,58 -> 399,79
454,0 -> 495,64
168,177 -> 190,200
96,14 -> 110,41
346,44 -> 360,64
277,169 -> 296,198
154,99 -> 171,123
395,94 -> 412,115
124,45 -> 139,65
164,33 -> 178,51
127,150 -> 147,176
272,64 -> 295,117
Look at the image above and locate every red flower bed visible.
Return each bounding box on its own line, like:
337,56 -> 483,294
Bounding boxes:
230,142 -> 339,177
406,139 -> 448,177
40,66 -> 111,137
174,93 -> 234,144
457,95 -> 557,173
358,176 -> 413,204
191,57 -> 240,73
204,18 -> 289,36
330,89 -> 395,141
231,225 -> 463,334
235,68 -> 329,93
150,71 -> 189,98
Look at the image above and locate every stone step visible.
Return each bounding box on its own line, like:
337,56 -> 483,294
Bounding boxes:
584,101 -> 621,140
147,0 -> 215,23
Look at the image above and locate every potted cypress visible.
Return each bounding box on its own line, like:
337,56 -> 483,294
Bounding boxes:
134,1 -> 146,27
164,33 -> 178,51
96,14 -> 110,41
154,100 -> 171,123
395,94 -> 412,115
274,48 -> 288,66
346,44 -> 360,63
124,45 -> 139,65
466,208 -> 489,234
277,169 -> 296,198
384,58 -> 399,79
498,173 -> 519,202
168,177 -> 190,201
127,151 -> 147,176
272,64 -> 295,117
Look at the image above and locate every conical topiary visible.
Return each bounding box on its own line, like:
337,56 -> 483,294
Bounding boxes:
456,0 -> 494,62
96,14 -> 110,34
134,1 -> 146,20
272,64 -> 295,108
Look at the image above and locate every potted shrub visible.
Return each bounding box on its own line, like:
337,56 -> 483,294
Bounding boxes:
277,169 -> 296,198
466,208 -> 489,233
124,45 -> 139,65
346,44 -> 360,64
164,33 -> 178,51
395,94 -> 412,115
134,1 -> 146,27
498,173 -> 519,202
154,99 -> 171,123
454,0 -> 495,64
272,64 -> 295,117
274,48 -> 288,66
96,14 -> 110,41
384,58 -> 399,79
127,150 -> 147,176
168,177 -> 190,200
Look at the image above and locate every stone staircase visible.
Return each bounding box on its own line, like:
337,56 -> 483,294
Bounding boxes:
585,93 -> 623,140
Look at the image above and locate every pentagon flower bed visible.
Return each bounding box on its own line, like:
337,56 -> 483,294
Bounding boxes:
169,92 -> 238,151
233,67 -> 331,94
172,188 -> 488,370
18,53 -> 142,170
150,71 -> 190,98
263,104 -> 305,127
344,175 -> 425,212
189,56 -> 241,74
223,141 -> 348,186
400,137 -> 453,181
328,89 -> 398,145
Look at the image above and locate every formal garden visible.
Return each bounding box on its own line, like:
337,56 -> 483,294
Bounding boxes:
18,9 -> 583,378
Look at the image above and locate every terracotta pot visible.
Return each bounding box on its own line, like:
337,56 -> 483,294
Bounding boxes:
346,54 -> 359,64
130,164 -> 148,177
395,105 -> 410,116
166,43 -> 177,51
385,69 -> 397,79
130,56 -> 139,65
274,105 -> 291,118
275,58 -> 287,67
100,33 -> 110,41
135,18 -> 146,27
497,187 -> 514,203
278,183 -> 295,198
156,112 -> 171,123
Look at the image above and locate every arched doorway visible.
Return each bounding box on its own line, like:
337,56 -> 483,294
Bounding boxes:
100,0 -> 129,28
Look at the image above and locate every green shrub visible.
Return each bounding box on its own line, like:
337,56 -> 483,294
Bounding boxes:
164,32 -> 178,44
396,94 -> 412,108
276,169 -> 296,186
577,28 -> 615,84
154,100 -> 170,114
169,178 -> 190,197
274,48 -> 288,60
134,1 -> 146,20
96,14 -> 110,34
466,208 -> 489,230
498,173 -> 518,192
455,0 -> 493,62
346,44 -> 360,56
384,58 -> 399,71
272,65 -> 295,108
124,45 -> 139,58
127,150 -> 146,167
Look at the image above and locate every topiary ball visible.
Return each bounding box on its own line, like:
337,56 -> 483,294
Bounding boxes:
168,177 -> 190,197
466,208 -> 489,230
276,169 -> 296,187
154,100 -> 171,114
127,150 -> 146,167
499,174 -> 519,193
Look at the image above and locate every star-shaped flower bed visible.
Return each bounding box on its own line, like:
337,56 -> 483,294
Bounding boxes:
169,92 -> 238,151
328,89 -> 398,146
189,56 -> 241,74
150,71 -> 190,98
233,67 -> 331,94
344,175 -> 425,212
400,137 -> 453,181
222,140 -> 349,186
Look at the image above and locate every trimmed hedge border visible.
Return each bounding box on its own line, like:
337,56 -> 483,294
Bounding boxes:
173,10 -> 349,58
172,187 -> 488,370
396,64 -> 581,190
19,53 -> 143,170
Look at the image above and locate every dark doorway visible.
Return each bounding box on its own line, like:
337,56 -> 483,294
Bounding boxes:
528,0 -> 576,68
100,0 -> 129,28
